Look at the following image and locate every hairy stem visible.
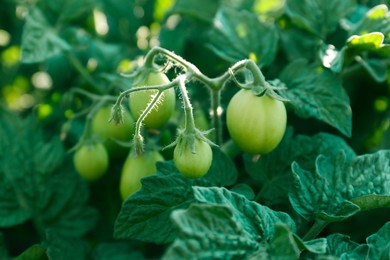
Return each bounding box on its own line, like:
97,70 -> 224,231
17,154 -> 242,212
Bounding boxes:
177,76 -> 196,133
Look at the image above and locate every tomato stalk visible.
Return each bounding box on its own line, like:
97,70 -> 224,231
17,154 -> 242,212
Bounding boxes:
177,75 -> 196,133
302,219 -> 329,241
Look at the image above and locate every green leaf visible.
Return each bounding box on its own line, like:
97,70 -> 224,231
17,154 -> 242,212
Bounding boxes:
92,242 -> 145,260
367,221 -> 390,259
347,32 -> 390,57
285,0 -> 356,38
230,183 -> 255,200
163,204 -> 259,259
168,0 -> 219,23
280,27 -> 321,61
244,130 -> 355,205
280,59 -> 352,137
193,187 -> 296,241
355,58 -> 388,82
325,233 -> 369,259
267,223 -> 300,259
208,7 -> 278,66
14,245 -> 47,260
114,150 -> 237,244
289,150 -> 390,222
44,230 -> 89,260
350,4 -> 390,37
350,194 -> 390,211
21,8 -> 70,63
0,112 -> 97,236
41,0 -> 94,24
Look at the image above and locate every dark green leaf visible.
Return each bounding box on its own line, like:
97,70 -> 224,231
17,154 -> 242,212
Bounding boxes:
280,59 -> 352,137
14,245 -> 47,260
0,113 -> 97,236
356,58 -> 388,82
163,204 -> 258,259
350,194 -> 390,211
114,150 -> 237,244
367,221 -> 390,259
325,233 -> 369,259
21,8 -> 70,63
41,0 -> 94,24
208,8 -> 278,66
168,0 -> 219,23
44,230 -> 89,260
285,0 -> 356,38
268,223 -> 300,259
92,242 -> 145,260
244,130 -> 355,205
193,187 -> 296,241
289,150 -> 390,222
280,27 -> 321,61
230,183 -> 255,200
0,234 -> 9,260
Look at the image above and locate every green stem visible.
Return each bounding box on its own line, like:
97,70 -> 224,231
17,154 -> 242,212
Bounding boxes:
66,51 -> 100,90
302,219 -> 329,241
177,76 -> 196,133
210,88 -> 222,145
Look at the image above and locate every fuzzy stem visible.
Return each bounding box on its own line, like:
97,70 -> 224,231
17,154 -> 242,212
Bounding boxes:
177,76 -> 196,133
210,88 -> 223,145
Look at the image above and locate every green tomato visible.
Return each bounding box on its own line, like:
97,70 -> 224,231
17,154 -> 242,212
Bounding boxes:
119,151 -> 164,200
129,72 -> 176,129
91,106 -> 134,157
226,89 -> 287,154
174,138 -> 212,178
73,143 -> 109,181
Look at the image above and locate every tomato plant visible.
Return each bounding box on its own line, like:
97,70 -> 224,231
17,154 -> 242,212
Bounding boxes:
226,89 -> 287,154
73,142 -> 109,181
2,0 -> 390,259
119,150 -> 164,200
173,137 -> 213,178
129,72 -> 176,129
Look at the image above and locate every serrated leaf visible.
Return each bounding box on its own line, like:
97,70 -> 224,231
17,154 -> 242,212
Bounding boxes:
21,8 -> 70,63
244,130 -> 355,205
114,149 -> 237,244
163,204 -> 259,260
208,8 -> 278,66
45,230 -> 89,260
268,223 -> 300,259
280,60 -> 352,137
367,221 -> 390,259
285,0 -> 356,38
0,112 -> 97,236
193,187 -> 296,241
14,245 -> 47,260
325,233 -> 369,259
289,150 -> 390,222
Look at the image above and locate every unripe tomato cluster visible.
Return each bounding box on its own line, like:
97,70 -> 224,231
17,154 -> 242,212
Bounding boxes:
73,69 -> 287,200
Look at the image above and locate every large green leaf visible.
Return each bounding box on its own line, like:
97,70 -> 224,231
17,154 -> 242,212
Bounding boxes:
285,0 -> 356,38
208,7 -> 278,66
14,245 -> 47,260
0,112 -> 97,236
289,150 -> 390,222
350,4 -> 390,37
193,187 -> 296,241
163,204 -> 258,259
114,149 -> 237,243
280,59 -> 352,137
325,233 -> 369,259
92,242 -> 145,260
168,0 -> 219,23
21,8 -> 70,63
44,230 -> 89,260
367,221 -> 390,259
40,0 -> 94,24
244,130 -> 355,205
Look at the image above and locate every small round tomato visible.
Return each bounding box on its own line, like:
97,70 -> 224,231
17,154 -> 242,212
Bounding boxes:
119,151 -> 164,200
91,106 -> 134,157
129,72 -> 176,129
73,142 -> 109,181
226,89 -> 287,154
174,138 -> 212,178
